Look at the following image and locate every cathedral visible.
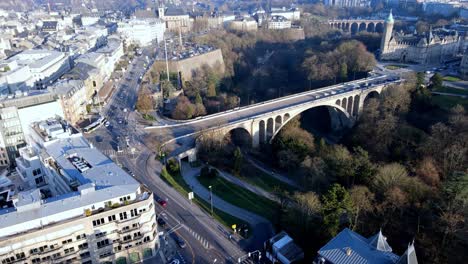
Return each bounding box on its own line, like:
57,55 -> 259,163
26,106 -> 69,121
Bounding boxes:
380,10 -> 463,64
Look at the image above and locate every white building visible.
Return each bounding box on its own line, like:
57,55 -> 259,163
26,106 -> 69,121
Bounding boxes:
0,91 -> 64,167
117,18 -> 166,46
0,49 -> 71,93
0,119 -> 158,264
268,16 -> 292,29
89,37 -> 124,80
323,0 -> 371,8
270,7 -> 301,21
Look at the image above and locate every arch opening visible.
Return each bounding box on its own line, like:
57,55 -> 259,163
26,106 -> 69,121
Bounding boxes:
226,127 -> 252,148
363,91 -> 379,106
351,22 -> 359,35
259,120 -> 266,144
271,105 -> 352,144
358,23 -> 367,32
375,23 -> 384,33
367,22 -> 375,32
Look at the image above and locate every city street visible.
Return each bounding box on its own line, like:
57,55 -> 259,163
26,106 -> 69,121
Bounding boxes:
85,45 -> 247,264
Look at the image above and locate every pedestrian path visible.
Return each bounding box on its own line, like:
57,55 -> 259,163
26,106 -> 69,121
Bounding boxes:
180,162 -> 274,249
101,149 -> 140,157
245,154 -> 301,189
214,168 -> 279,202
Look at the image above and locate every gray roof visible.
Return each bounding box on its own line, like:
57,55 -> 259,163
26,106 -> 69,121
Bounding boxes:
165,6 -> 186,16
0,134 -> 141,239
318,228 -> 400,264
396,243 -> 418,264
368,230 -> 393,252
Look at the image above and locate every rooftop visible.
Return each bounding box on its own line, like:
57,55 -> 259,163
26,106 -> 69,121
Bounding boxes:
0,120 -> 143,239
317,228 -> 400,264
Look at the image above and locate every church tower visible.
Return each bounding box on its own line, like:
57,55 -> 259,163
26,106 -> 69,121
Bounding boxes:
380,9 -> 394,57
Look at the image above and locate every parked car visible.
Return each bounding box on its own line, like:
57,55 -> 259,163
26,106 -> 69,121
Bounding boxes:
157,217 -> 166,227
173,234 -> 186,248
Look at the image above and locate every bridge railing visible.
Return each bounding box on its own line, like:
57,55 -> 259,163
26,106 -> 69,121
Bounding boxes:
147,75 -> 390,128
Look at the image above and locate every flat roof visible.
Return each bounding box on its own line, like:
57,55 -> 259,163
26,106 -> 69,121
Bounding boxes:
0,133 -> 141,239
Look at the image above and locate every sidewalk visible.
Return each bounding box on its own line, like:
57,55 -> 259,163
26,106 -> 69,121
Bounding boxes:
180,162 -> 274,250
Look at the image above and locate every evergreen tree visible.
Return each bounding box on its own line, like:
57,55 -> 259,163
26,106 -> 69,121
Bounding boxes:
321,184 -> 353,236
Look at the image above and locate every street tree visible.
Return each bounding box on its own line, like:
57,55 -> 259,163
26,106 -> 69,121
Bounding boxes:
321,184 -> 353,236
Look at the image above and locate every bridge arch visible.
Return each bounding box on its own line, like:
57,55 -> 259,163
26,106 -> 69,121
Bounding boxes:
367,22 -> 375,32
341,97 -> 347,110
347,96 -> 353,114
225,126 -> 252,147
269,103 -> 352,143
352,95 -> 360,116
375,22 -> 383,33
364,90 -> 380,104
358,22 -> 367,32
350,22 -> 359,34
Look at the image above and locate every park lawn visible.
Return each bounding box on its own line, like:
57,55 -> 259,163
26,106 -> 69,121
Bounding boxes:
160,168 -> 251,237
431,94 -> 468,110
384,65 -> 407,70
198,174 -> 280,221
443,75 -> 462,82
433,86 -> 468,96
239,162 -> 297,194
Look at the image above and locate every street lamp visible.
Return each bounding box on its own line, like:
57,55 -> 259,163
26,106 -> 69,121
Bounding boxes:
208,185 -> 213,216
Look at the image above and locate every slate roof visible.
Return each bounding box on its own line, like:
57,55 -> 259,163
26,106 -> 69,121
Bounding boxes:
318,228 -> 400,264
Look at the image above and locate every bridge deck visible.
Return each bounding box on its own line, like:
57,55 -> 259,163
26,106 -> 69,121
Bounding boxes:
147,74 -> 399,156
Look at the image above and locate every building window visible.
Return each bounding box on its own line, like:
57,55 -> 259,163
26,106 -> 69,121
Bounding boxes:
119,212 -> 127,220
64,247 -> 75,254
76,233 -> 86,240
15,253 -> 25,260
97,239 -> 110,249
95,231 -> 107,238
130,208 -> 138,217
32,168 -> 42,176
80,252 -> 90,259
62,238 -> 72,245
31,258 -> 41,264
123,235 -> 131,241
35,176 -> 45,185
93,81 -> 97,87
78,243 -> 88,250
143,236 -> 150,242
52,253 -> 61,259
92,218 -> 105,226
108,215 -> 116,222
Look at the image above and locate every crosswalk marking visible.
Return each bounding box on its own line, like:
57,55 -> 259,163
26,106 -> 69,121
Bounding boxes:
183,225 -> 210,249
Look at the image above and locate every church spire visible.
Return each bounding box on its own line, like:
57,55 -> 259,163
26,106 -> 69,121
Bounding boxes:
386,9 -> 394,24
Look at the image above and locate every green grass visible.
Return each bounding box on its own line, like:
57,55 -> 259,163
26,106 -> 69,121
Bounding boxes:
384,65 -> 407,70
431,94 -> 468,110
142,114 -> 156,121
160,168 -> 251,237
239,162 -> 297,194
443,75 -> 462,82
433,86 -> 468,96
198,174 -> 280,221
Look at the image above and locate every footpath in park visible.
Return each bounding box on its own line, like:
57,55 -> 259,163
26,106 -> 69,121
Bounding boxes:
180,162 -> 274,251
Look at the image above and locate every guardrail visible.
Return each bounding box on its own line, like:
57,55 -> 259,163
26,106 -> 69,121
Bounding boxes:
148,75 -> 394,130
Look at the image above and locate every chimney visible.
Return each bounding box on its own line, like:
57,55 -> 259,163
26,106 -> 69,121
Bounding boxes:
346,247 -> 352,256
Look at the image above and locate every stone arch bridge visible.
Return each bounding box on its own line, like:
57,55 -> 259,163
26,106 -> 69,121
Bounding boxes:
146,75 -> 400,160
327,19 -> 384,34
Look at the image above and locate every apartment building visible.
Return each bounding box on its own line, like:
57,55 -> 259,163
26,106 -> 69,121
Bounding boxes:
0,49 -> 71,93
0,91 -> 64,168
117,18 -> 166,46
267,16 -> 292,30
50,79 -> 87,125
0,119 -> 158,264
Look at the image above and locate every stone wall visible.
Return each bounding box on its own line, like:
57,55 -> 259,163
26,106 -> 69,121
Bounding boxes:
152,49 -> 225,82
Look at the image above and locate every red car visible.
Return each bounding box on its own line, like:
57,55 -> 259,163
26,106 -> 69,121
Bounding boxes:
157,198 -> 167,207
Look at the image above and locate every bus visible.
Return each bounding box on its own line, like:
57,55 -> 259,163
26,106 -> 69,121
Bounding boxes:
83,117 -> 107,133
